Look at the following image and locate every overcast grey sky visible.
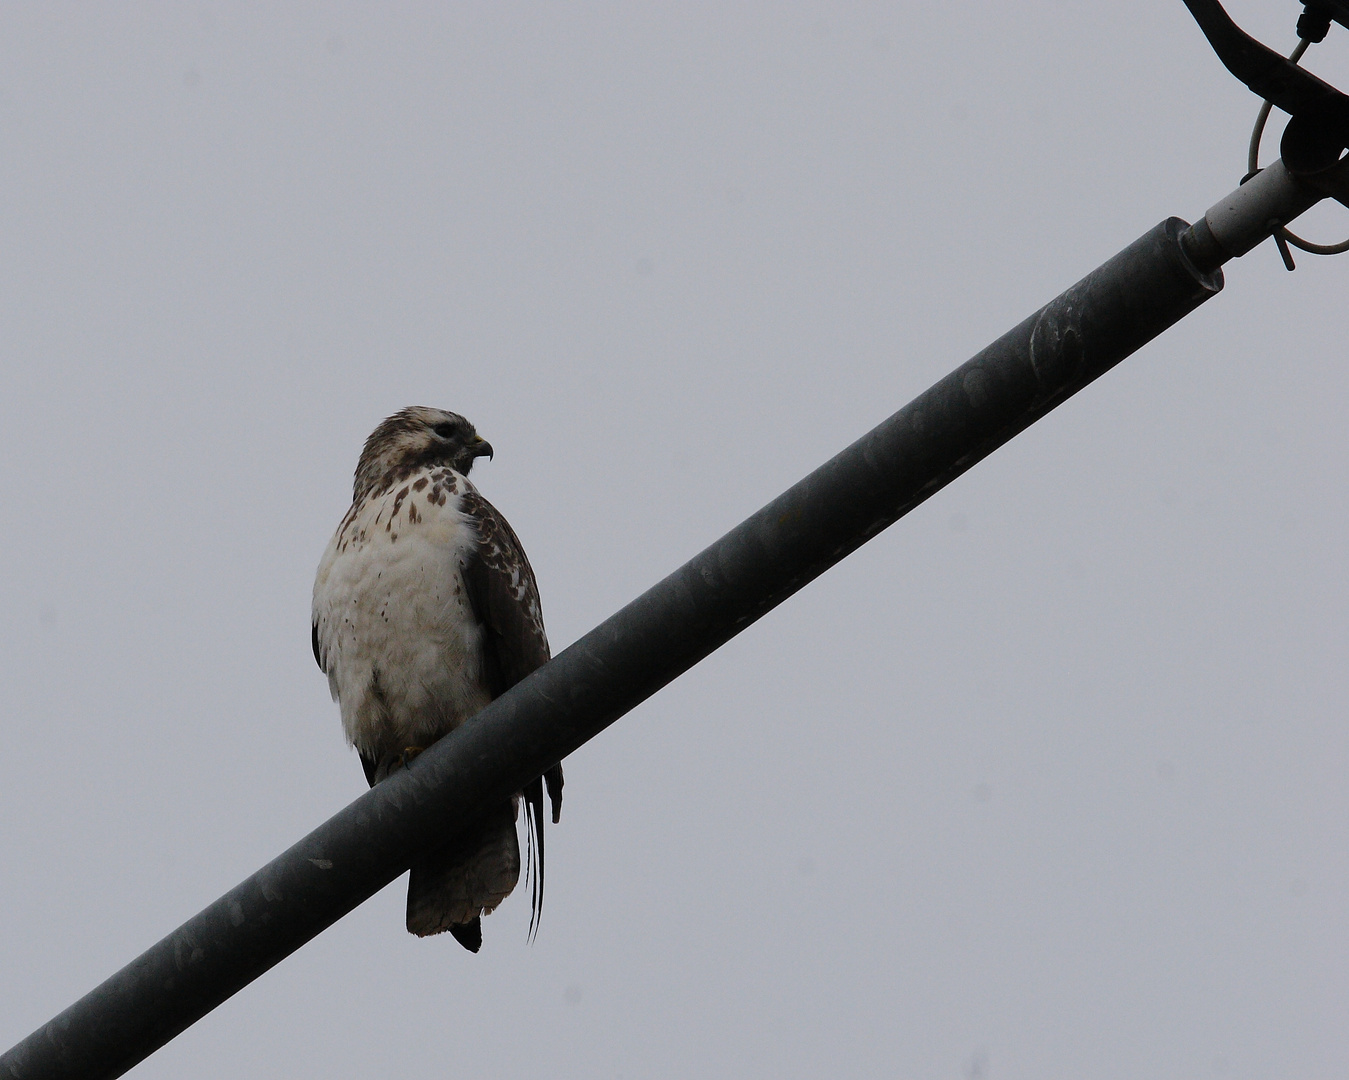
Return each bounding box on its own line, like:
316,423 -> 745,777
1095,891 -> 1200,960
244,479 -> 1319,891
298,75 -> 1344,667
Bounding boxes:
2,3 -> 1347,1078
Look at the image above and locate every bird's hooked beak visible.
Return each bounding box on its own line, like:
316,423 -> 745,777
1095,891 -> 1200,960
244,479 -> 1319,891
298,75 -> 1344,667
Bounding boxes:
470,435 -> 494,462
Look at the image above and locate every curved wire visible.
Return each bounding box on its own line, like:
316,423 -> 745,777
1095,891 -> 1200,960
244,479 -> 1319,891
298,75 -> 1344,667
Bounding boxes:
1282,231 -> 1349,254
1247,38 -> 1312,177
1247,36 -> 1349,257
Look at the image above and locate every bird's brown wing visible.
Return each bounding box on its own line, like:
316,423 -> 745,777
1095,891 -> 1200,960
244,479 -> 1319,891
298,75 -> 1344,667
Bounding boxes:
458,489 -> 550,689
457,489 -> 562,938
459,490 -> 562,799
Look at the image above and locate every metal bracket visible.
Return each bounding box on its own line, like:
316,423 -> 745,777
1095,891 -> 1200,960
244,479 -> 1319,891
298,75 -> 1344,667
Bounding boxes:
1179,0 -> 1349,270
1182,0 -> 1349,145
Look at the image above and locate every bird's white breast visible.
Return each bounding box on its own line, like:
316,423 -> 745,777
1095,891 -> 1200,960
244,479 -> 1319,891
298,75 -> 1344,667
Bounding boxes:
312,468 -> 492,758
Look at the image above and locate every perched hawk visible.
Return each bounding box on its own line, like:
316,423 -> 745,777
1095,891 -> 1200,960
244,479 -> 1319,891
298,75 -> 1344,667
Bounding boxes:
311,406 -> 563,952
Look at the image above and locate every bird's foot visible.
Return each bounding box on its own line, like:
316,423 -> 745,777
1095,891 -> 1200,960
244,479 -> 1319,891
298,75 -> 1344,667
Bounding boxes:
393,746 -> 425,773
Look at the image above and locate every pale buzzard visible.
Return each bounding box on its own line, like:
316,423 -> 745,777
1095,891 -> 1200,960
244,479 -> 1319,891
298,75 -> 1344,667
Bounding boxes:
312,406 -> 563,952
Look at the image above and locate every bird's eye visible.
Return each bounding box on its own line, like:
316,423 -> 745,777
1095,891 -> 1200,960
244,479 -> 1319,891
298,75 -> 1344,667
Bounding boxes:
433,422 -> 457,439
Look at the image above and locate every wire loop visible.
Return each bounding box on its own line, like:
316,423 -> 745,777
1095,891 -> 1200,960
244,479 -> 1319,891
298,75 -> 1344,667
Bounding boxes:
1247,35 -> 1349,262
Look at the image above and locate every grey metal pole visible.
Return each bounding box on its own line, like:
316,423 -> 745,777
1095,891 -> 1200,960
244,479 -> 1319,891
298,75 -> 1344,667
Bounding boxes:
0,217 -> 1223,1080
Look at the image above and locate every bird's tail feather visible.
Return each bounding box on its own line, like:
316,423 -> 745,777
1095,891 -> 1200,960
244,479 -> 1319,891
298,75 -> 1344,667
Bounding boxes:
523,761 -> 564,941
403,761 -> 564,951
523,776 -> 544,942
406,800 -> 520,945
545,762 -> 564,824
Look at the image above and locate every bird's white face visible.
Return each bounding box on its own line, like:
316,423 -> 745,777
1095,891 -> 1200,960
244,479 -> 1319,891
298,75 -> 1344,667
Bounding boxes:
353,406 -> 493,502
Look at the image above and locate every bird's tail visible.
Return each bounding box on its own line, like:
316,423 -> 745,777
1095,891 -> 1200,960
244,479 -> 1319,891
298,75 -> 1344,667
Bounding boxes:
406,800 -> 520,949
403,761 -> 564,952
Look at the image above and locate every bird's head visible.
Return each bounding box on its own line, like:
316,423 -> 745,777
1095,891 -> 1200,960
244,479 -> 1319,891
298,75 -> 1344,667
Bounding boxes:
353,406 -> 494,501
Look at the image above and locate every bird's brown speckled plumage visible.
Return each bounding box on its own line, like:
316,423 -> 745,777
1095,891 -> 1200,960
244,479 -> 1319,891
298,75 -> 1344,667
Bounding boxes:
312,406 -> 563,951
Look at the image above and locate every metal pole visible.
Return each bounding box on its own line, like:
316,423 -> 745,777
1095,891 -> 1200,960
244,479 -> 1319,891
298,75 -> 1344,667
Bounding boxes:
1,218 -> 1223,1079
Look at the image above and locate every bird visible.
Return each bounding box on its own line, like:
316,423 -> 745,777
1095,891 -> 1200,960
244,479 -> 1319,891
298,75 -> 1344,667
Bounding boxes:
311,406 -> 563,952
